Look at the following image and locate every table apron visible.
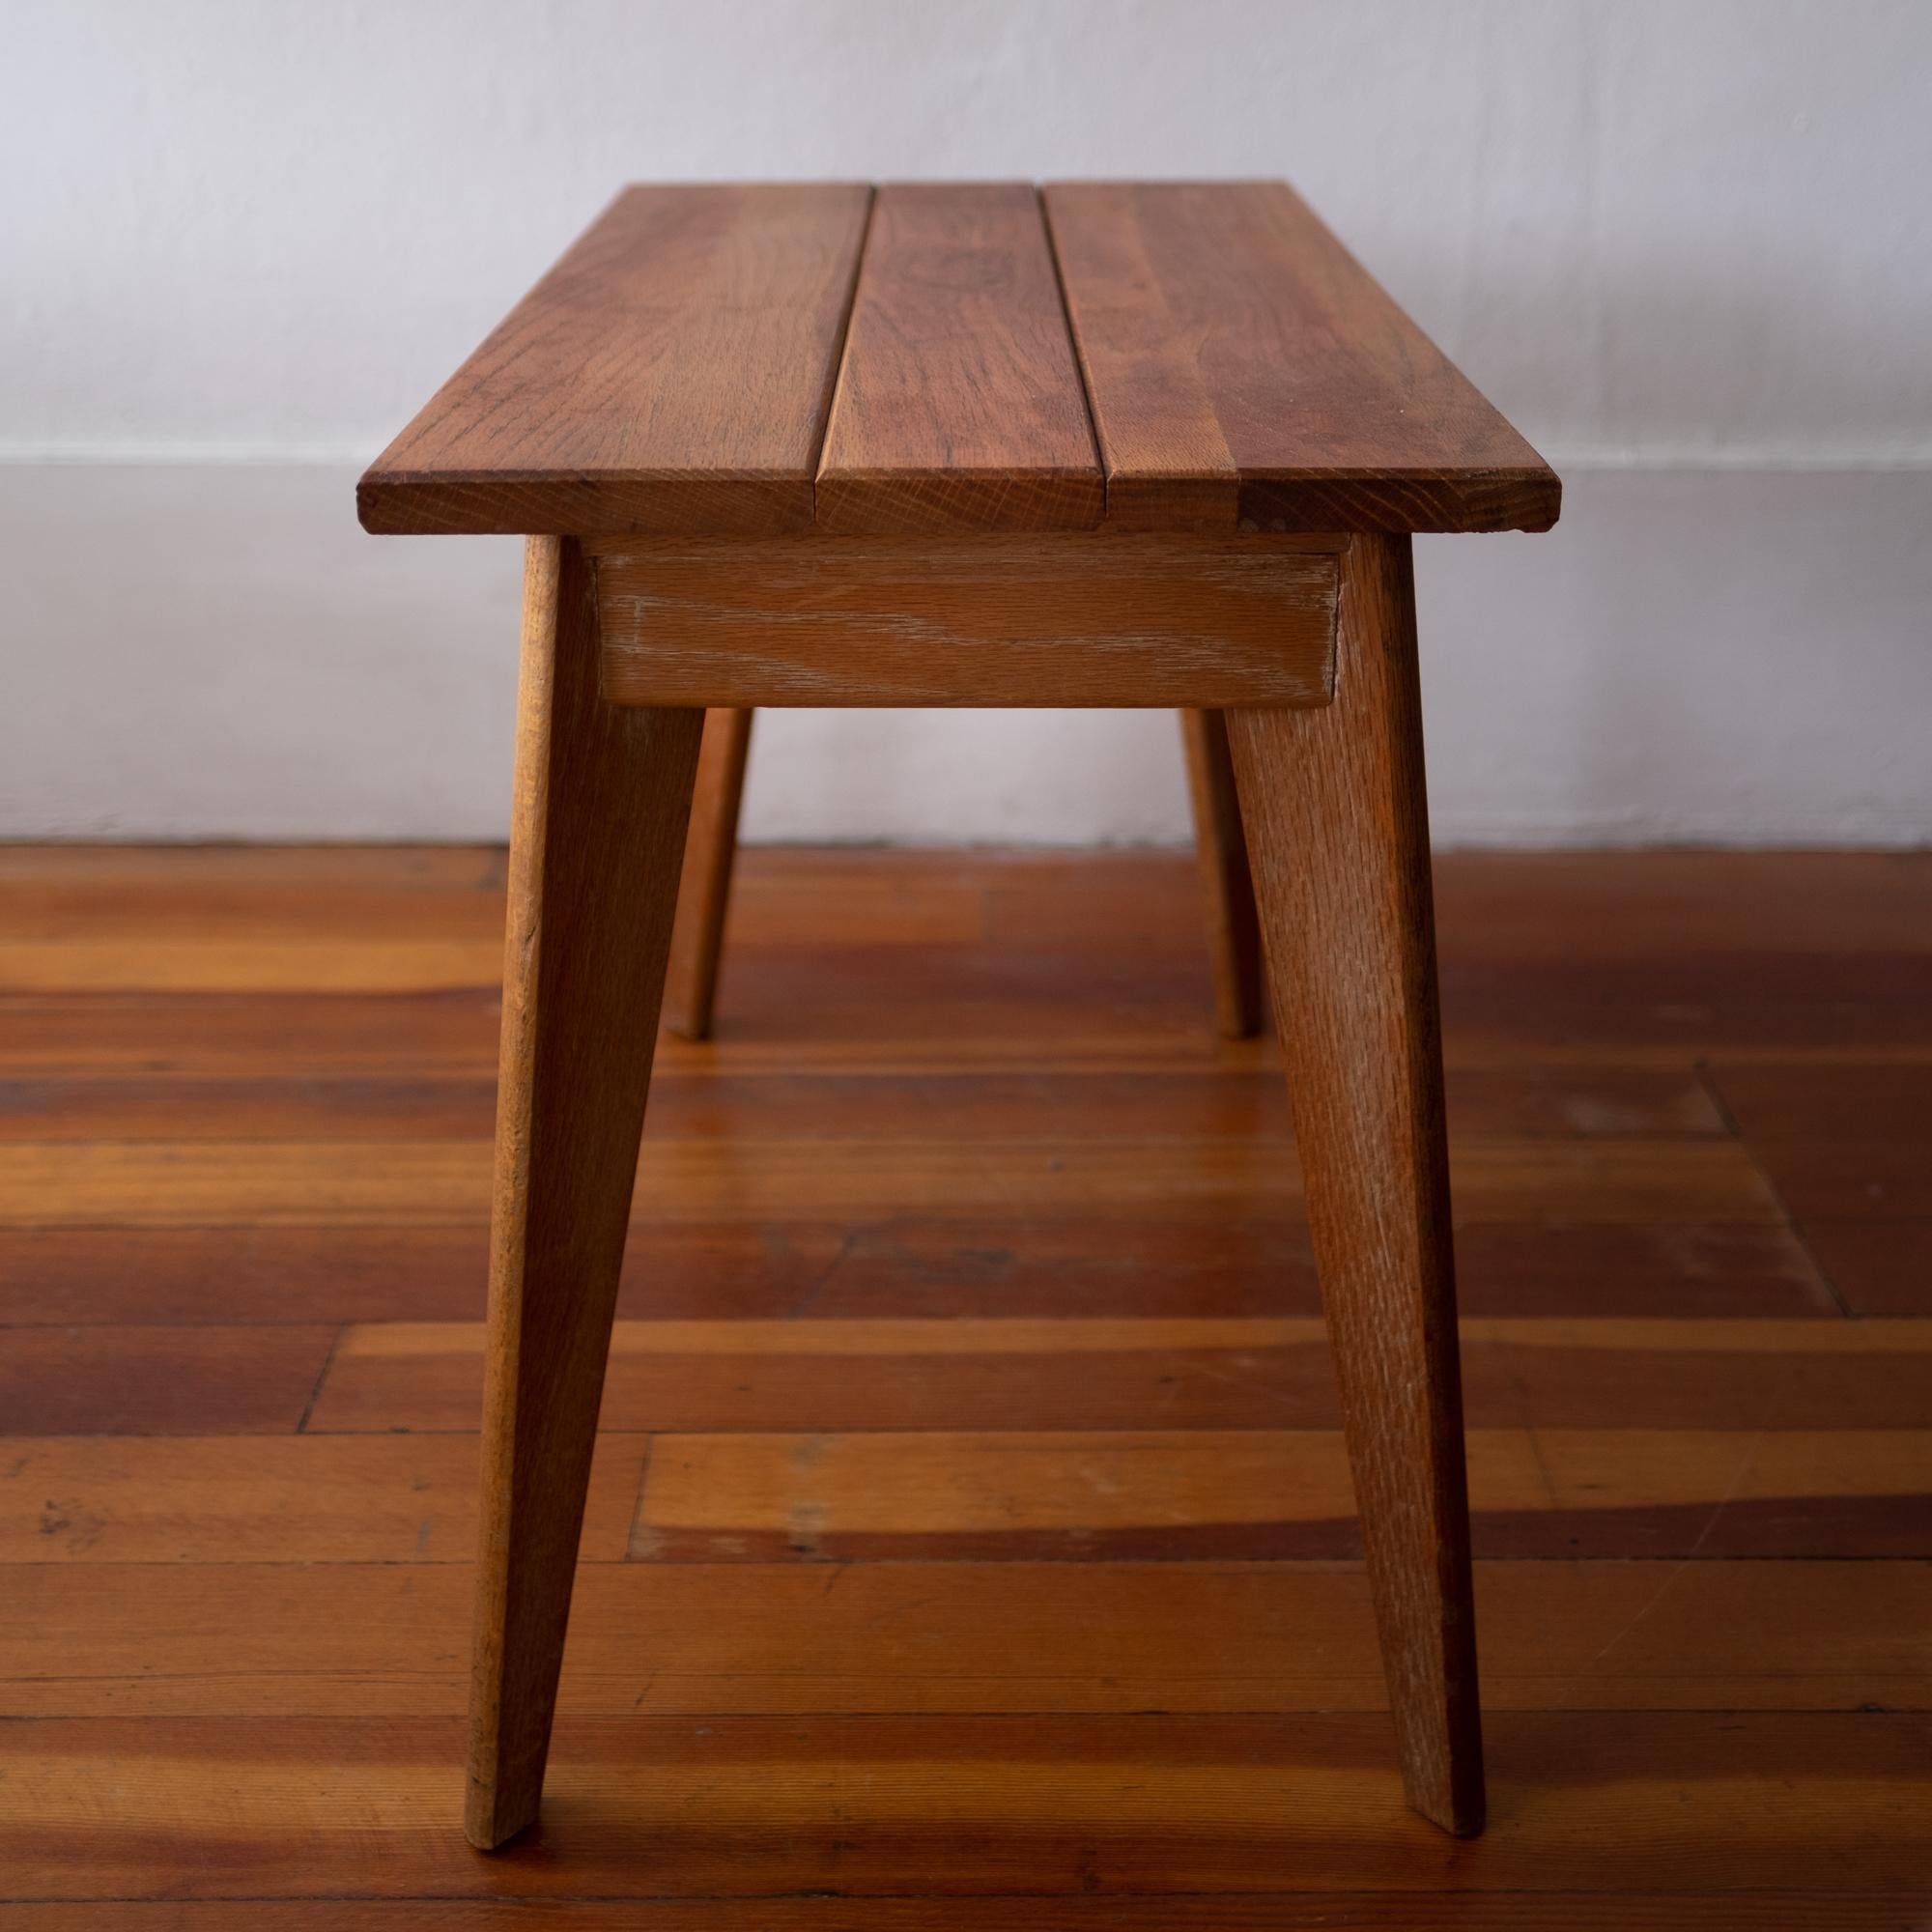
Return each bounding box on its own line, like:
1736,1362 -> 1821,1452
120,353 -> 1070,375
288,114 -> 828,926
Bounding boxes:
587,535 -> 1343,709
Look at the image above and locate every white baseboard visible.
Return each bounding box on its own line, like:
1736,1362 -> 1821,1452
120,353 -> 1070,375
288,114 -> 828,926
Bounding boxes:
2,462 -> 1927,846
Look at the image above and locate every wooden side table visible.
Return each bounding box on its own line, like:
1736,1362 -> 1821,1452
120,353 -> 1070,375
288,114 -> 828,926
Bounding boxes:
359,180 -> 1560,1851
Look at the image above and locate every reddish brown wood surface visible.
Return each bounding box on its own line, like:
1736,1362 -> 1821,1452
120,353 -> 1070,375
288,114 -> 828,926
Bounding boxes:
357,185 -> 872,536
815,184 -> 1102,533
660,707 -> 1271,1040
3,1713 -> 1927,1901
1045,181 -> 1560,532
357,181 -> 1554,536
2,845 -> 1928,1917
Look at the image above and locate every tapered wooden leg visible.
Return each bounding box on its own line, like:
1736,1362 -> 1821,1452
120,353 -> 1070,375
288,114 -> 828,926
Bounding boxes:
664,707 -> 753,1040
1226,532 -> 1484,1837
1179,708 -> 1265,1038
467,537 -> 703,1851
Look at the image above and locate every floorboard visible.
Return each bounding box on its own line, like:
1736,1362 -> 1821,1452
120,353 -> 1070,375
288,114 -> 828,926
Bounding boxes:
0,845 -> 1925,1914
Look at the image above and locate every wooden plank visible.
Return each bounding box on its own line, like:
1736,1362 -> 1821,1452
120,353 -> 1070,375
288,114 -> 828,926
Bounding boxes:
637,1066 -> 1725,1142
6,1560 -> 1927,1719
0,1074 -> 501,1141
1800,1219 -> 1932,1317
663,948 -> 1932,1065
972,848 -> 1932,962
357,185 -> 872,536
1,1713 -> 1925,1898
303,1317 -> 1932,1436
0,1215 -> 1833,1328
0,1065 -> 1729,1145
1449,1220 -> 1835,1318
0,938 -> 503,994
1748,1141 -> 1932,1220
1044,181 -> 1560,533
0,845 -> 502,890
0,1325 -> 336,1435
10,1425 -> 1926,1571
0,1227 -> 500,1325
2,842 -> 1930,1910
0,1901 -> 1917,1930
0,881 -> 504,942
1705,1060 -> 1932,1142
815,185 -> 1103,533
753,1216 -> 1829,1323
1432,850 -> 1932,961
0,993 -> 503,1076
593,536 -> 1337,707
0,1137 -> 1777,1227
684,860 -> 985,951
5,851 -> 1921,972
1706,1065 -> 1932,1218
633,1428 -> 1932,1561
0,1436 -> 644,1564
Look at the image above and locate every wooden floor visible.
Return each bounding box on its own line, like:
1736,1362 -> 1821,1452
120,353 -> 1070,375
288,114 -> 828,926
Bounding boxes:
0,844 -> 1928,1925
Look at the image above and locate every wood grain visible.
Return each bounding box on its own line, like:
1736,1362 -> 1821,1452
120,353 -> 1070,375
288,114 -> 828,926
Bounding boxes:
0,1134 -> 1776,1226
652,711 -> 1280,1045
1044,181 -> 1560,532
467,538 -> 701,1848
0,1323 -> 336,1434
5,1426 -> 1925,1568
0,1435 -> 647,1563
357,185 -> 872,536
302,1316 -> 1932,1437
593,537 -> 1338,708
664,708 -> 753,1040
1229,532 -> 1479,1832
815,184 -> 1102,534
0,1901 -> 1918,1931
1179,710 -> 1265,1037
1800,1218 -> 1932,1317
2,1713 -> 1925,1899
0,1215 -> 1831,1329
1,843 -> 1929,1912
9,1560 -> 1926,1719
632,1427 -> 1932,1562
357,181 -> 1558,538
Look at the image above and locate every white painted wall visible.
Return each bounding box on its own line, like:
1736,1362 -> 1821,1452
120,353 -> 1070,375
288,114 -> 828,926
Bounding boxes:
4,0 -> 1928,845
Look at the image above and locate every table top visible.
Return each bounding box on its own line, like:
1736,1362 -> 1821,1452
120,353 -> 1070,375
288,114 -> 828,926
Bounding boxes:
357,182 -> 1558,539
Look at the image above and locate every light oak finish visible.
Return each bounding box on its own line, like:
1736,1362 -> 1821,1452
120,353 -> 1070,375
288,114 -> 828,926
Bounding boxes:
467,538 -> 701,1849
1179,709 -> 1265,1037
664,708 -> 753,1040
1229,533 -> 1480,1833
592,536 -> 1340,708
